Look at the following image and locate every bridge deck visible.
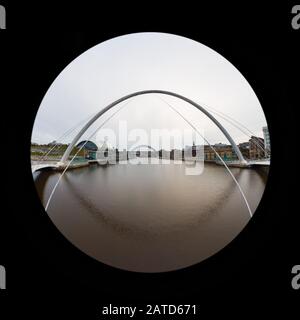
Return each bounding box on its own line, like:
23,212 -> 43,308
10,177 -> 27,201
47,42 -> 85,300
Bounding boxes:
248,160 -> 270,166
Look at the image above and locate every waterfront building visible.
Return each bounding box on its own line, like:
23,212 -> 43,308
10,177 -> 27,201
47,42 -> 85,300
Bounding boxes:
204,144 -> 237,161
249,136 -> 265,159
238,142 -> 250,159
76,140 -> 98,160
262,126 -> 271,156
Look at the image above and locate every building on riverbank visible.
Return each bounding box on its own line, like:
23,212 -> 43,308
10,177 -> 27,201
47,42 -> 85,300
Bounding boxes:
262,126 -> 271,157
249,136 -> 265,159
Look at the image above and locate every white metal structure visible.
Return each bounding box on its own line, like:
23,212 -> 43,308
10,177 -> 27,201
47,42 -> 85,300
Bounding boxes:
60,90 -> 247,164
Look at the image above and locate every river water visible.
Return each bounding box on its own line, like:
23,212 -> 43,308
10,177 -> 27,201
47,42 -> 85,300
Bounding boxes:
33,160 -> 267,272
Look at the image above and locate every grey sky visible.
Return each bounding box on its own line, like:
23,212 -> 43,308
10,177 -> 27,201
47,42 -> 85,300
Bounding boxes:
32,32 -> 267,149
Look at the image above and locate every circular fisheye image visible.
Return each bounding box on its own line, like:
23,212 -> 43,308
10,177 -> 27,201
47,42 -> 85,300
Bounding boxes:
31,33 -> 270,273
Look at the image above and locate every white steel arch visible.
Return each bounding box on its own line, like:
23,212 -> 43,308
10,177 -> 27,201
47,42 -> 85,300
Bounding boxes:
60,90 -> 246,164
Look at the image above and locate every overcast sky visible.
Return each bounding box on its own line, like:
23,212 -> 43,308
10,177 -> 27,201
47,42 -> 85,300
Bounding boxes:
32,32 -> 267,150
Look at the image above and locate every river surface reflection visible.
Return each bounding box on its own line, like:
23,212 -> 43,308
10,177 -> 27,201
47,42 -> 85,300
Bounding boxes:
33,160 -> 267,272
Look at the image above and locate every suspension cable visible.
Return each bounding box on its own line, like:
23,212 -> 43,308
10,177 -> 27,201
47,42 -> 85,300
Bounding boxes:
201,102 -> 264,139
45,101 -> 131,211
36,112 -> 97,162
156,95 -> 253,218
168,99 -> 265,153
204,106 -> 266,152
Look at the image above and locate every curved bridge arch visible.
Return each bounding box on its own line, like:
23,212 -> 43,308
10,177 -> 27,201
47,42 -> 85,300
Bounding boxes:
60,90 -> 246,164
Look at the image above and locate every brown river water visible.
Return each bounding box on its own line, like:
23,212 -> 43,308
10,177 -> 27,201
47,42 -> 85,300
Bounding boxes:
33,160 -> 267,272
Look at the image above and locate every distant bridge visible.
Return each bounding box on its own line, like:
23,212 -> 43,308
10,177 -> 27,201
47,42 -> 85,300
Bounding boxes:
130,145 -> 157,153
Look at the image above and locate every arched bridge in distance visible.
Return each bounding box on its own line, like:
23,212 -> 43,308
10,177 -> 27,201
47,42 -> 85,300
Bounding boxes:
130,145 -> 157,153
